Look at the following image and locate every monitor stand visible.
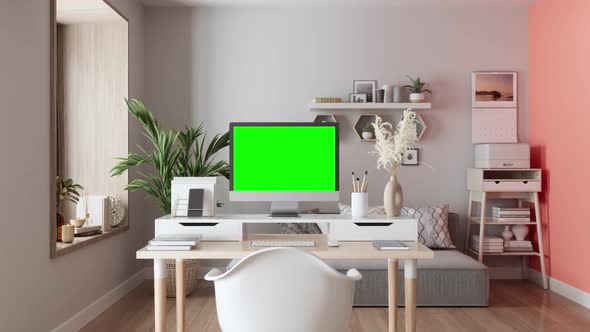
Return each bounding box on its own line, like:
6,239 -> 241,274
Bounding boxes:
269,201 -> 300,218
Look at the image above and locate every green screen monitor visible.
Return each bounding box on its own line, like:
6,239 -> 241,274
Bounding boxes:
230,123 -> 339,216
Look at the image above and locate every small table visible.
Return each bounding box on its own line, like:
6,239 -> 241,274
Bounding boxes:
137,240 -> 433,332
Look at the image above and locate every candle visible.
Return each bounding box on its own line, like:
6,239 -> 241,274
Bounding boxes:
62,224 -> 75,243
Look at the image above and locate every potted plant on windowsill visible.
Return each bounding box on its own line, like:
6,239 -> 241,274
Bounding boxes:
55,176 -> 83,241
111,99 -> 230,297
404,75 -> 432,103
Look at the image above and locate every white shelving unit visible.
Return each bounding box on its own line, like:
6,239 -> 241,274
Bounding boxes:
309,102 -> 431,110
465,168 -> 548,289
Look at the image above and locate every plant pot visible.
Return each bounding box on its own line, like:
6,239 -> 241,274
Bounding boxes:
361,132 -> 374,140
409,93 -> 426,103
384,168 -> 403,218
512,225 -> 529,241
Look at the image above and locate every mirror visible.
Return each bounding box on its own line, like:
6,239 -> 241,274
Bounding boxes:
52,0 -> 129,255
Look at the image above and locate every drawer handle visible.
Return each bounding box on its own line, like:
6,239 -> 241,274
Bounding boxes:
523,181 -> 528,184
179,222 -> 219,227
353,223 -> 393,227
495,181 -> 500,184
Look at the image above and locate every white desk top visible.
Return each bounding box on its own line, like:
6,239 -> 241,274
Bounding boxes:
158,214 -> 415,224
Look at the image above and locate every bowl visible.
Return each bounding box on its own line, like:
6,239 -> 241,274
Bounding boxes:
70,218 -> 86,228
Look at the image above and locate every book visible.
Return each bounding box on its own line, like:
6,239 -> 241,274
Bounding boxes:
373,240 -> 409,251
492,207 -> 530,212
471,235 -> 503,243
504,247 -> 533,252
149,234 -> 202,246
74,225 -> 102,235
146,245 -> 194,251
492,217 -> 532,222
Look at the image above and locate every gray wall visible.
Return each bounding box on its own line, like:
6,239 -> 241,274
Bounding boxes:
0,1 -> 156,330
145,6 -> 529,241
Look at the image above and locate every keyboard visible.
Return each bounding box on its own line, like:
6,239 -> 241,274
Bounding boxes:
250,240 -> 316,248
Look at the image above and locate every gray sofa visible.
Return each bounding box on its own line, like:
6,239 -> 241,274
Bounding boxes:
325,213 -> 489,307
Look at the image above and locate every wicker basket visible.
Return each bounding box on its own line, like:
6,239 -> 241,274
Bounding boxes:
166,259 -> 200,298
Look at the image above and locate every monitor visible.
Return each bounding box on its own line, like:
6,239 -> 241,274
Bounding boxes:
229,122 -> 339,216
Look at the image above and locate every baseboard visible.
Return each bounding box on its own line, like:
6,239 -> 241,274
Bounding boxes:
527,268 -> 590,310
51,268 -> 148,332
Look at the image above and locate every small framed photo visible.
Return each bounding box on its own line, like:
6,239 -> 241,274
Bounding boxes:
472,71 -> 517,108
349,93 -> 367,103
353,80 -> 377,103
402,148 -> 419,166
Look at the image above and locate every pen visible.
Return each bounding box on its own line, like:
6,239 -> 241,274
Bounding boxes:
352,171 -> 357,192
360,170 -> 367,193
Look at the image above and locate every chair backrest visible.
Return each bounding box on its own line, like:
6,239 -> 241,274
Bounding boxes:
206,247 -> 359,332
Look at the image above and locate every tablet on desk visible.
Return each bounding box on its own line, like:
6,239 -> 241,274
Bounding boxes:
373,240 -> 409,251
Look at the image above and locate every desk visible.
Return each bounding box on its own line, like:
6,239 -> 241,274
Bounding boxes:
137,240 -> 433,332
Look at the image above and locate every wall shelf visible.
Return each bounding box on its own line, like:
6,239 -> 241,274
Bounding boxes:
470,217 -> 536,225
309,102 -> 431,111
466,248 -> 540,257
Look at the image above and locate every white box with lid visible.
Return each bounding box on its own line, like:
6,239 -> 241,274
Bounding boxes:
475,143 -> 530,169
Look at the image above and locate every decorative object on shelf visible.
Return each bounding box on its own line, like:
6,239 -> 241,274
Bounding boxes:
511,224 -> 529,241
55,176 -> 83,242
375,89 -> 385,103
471,71 -> 517,108
502,225 -> 514,241
402,148 -> 419,166
349,93 -> 367,103
61,224 -> 75,243
353,80 -> 377,102
393,85 -> 402,102
370,110 -> 419,217
353,114 -> 377,140
312,97 -> 342,103
382,85 -> 393,103
109,196 -> 125,227
475,143 -> 530,169
361,124 -> 374,140
407,113 -> 428,141
77,195 -> 111,232
404,76 -> 432,103
313,114 -> 337,124
70,218 -> 86,228
111,99 -> 230,214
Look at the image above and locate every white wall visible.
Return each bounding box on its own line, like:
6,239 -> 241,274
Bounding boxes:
0,1 -> 156,330
145,6 -> 529,241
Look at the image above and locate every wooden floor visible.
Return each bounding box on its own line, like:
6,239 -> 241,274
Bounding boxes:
82,280 -> 590,332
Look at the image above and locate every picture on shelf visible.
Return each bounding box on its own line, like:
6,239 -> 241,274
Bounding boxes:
350,93 -> 367,103
353,80 -> 377,102
402,148 -> 419,166
472,72 -> 517,108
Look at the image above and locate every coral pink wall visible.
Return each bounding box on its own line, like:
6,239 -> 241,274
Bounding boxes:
529,0 -> 590,293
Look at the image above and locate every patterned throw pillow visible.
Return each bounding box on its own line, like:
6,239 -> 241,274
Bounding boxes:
402,205 -> 455,249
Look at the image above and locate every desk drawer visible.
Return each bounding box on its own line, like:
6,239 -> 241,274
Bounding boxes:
155,220 -> 242,241
331,220 -> 417,241
482,180 -> 541,192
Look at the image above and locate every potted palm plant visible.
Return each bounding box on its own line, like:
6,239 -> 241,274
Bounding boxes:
111,99 -> 229,297
55,176 -> 83,241
404,75 -> 432,103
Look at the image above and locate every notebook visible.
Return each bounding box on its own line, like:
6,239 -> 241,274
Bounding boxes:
149,234 -> 202,246
373,240 -> 409,251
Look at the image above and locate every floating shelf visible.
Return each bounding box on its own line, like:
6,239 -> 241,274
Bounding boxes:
470,217 -> 536,225
309,102 -> 431,111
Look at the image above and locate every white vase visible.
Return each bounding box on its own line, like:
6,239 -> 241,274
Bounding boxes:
512,225 -> 529,241
383,85 -> 393,103
361,132 -> 373,140
384,167 -> 403,218
502,225 -> 514,241
409,93 -> 425,103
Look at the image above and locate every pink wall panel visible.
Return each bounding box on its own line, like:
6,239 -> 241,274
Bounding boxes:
529,0 -> 590,293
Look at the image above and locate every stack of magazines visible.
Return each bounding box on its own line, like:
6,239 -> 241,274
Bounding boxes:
504,240 -> 533,252
492,207 -> 531,223
146,234 -> 201,251
471,235 -> 504,253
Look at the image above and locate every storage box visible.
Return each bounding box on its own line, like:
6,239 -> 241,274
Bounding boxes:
475,143 -> 530,169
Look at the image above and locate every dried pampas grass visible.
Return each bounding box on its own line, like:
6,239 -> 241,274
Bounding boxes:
370,109 -> 418,173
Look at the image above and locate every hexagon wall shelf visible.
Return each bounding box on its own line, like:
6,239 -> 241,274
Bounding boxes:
313,114 -> 337,124
353,114 -> 378,141
413,114 -> 427,141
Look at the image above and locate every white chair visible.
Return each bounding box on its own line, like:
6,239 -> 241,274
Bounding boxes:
205,247 -> 362,332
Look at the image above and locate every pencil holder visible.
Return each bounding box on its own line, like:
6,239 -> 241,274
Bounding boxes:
351,192 -> 368,218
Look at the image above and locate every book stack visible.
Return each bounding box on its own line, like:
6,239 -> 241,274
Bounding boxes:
74,225 -> 102,237
492,207 -> 531,223
471,235 -> 504,253
146,234 -> 202,251
504,240 -> 533,252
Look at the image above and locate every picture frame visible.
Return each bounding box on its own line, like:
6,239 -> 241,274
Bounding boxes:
402,148 -> 419,166
353,80 -> 377,103
472,72 -> 517,108
349,93 -> 367,103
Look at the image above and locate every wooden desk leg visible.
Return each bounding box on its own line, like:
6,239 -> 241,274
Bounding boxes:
404,259 -> 417,332
388,259 -> 399,332
154,259 -> 167,332
176,259 -> 186,332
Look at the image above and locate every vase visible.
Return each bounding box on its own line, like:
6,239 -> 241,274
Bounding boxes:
512,225 -> 529,241
409,93 -> 425,103
393,86 -> 402,102
384,168 -> 403,218
502,225 -> 514,241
